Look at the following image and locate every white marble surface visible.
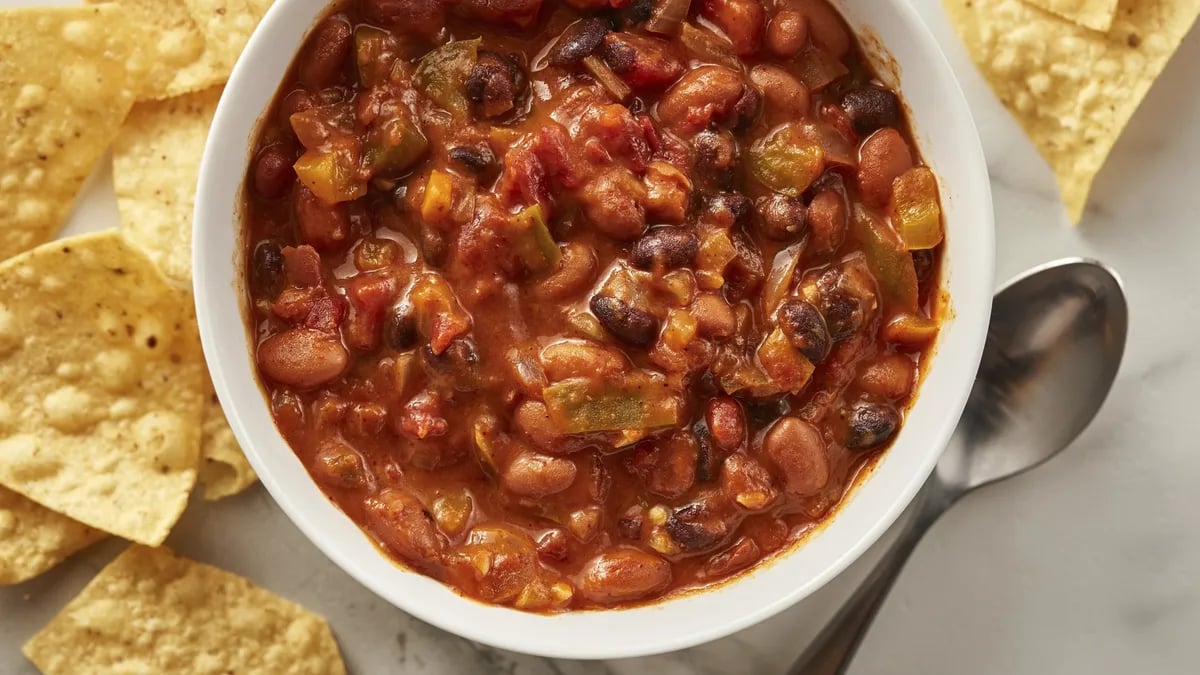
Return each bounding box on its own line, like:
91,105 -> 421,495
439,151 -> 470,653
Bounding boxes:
5,1 -> 1200,673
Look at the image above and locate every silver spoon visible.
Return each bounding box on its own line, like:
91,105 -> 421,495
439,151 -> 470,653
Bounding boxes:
789,258 -> 1128,675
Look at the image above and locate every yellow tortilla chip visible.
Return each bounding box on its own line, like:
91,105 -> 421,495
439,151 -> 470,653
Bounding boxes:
1024,0 -> 1119,31
944,0 -> 1200,222
200,380 -> 258,500
0,231 -> 204,546
182,0 -> 272,85
0,4 -> 138,261
0,486 -> 105,585
114,86 -> 222,282
84,0 -> 208,100
23,545 -> 347,674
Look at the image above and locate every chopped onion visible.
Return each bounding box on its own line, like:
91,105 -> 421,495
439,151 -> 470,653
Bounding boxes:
645,0 -> 692,36
582,55 -> 632,102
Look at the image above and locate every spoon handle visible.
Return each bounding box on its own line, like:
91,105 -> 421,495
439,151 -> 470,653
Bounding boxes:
787,480 -> 951,675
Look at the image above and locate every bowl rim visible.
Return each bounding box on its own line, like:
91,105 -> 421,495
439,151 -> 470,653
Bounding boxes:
194,0 -> 994,660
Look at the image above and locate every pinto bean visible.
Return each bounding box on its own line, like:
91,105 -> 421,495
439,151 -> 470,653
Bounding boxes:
858,128 -> 914,207
628,433 -> 697,499
720,453 -> 777,511
777,298 -> 832,362
766,9 -> 808,58
642,161 -> 692,223
706,397 -> 746,451
513,399 -> 574,454
253,145 -> 295,199
847,402 -> 900,449
257,328 -> 348,390
703,536 -> 760,578
749,64 -> 810,123
579,168 -> 648,240
857,353 -> 916,400
578,548 -> 672,604
763,416 -> 830,497
601,32 -> 686,90
454,0 -> 544,28
537,242 -> 598,300
630,227 -> 700,270
590,295 -> 660,347
700,0 -> 766,56
298,17 -> 352,89
364,487 -> 446,572
362,0 -> 445,39
657,66 -> 746,137
294,186 -> 350,251
807,189 -> 847,254
502,451 -> 578,497
540,340 -> 627,380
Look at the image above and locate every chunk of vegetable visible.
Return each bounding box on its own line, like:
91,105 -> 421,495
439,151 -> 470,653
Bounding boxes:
421,169 -> 454,225
851,205 -> 919,314
582,55 -> 632,103
355,25 -> 401,87
543,375 -> 680,434
678,22 -> 740,70
645,0 -> 692,35
750,124 -> 825,196
756,327 -> 815,394
364,111 -> 428,176
293,144 -> 366,204
414,39 -> 480,118
509,203 -> 562,272
408,272 -> 471,354
761,241 -> 804,315
891,166 -> 943,250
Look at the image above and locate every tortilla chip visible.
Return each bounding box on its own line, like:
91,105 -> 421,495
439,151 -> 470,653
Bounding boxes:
114,86 -> 221,282
200,381 -> 258,500
182,0 -> 272,85
23,545 -> 347,675
943,0 -> 1200,222
0,230 -> 204,546
0,5 -> 138,261
0,486 -> 105,585
84,0 -> 209,100
1024,0 -> 1120,31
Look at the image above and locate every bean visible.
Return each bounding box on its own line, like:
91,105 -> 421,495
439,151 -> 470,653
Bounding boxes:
537,528 -> 570,561
617,505 -> 646,540
777,298 -> 831,362
514,400 -> 569,453
719,453 -> 776,511
703,536 -> 760,578
383,302 -> 418,350
312,438 -> 370,489
578,548 -> 672,604
704,191 -> 752,226
253,145 -> 295,199
579,168 -> 648,240
858,128 -> 914,207
807,189 -> 847,254
466,50 -> 526,118
823,291 -> 864,342
537,242 -> 598,300
691,293 -> 737,338
763,416 -> 830,497
298,17 -> 353,89
459,525 -> 538,602
364,487 -> 446,571
502,451 -> 578,497
665,502 -> 729,551
857,353 -> 916,400
706,397 -> 746,451
628,433 -> 697,499
798,0 -> 851,58
630,227 -> 699,270
257,328 -> 348,390
547,17 -> 610,67
841,86 -> 901,135
448,145 -> 495,173
601,32 -> 686,90
420,339 -> 481,392
766,9 -> 808,58
724,230 -> 766,301
362,0 -> 445,39
642,161 -> 693,224
294,186 -> 350,251
251,240 -> 286,299
693,130 -> 739,186
846,403 -> 900,449
732,84 -> 761,131
700,0 -> 765,56
756,193 -> 808,241
657,66 -> 746,137
590,295 -> 660,347
540,340 -> 626,380
749,65 -> 810,123
454,0 -> 544,28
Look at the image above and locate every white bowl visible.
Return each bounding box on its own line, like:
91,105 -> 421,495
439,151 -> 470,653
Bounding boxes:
195,0 -> 994,660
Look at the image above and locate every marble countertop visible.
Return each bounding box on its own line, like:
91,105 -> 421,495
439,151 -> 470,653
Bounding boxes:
5,1 -> 1200,673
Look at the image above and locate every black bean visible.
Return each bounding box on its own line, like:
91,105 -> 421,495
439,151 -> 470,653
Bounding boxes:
777,298 -> 831,362
465,50 -> 526,118
420,221 -> 448,268
846,402 -> 900,449
617,505 -> 645,540
383,303 -> 419,350
547,18 -> 609,67
252,240 -> 286,299
912,249 -> 935,285
589,295 -> 659,347
756,194 -> 808,241
841,86 -> 901,135
448,145 -> 495,173
624,0 -> 654,23
732,85 -> 760,131
823,291 -> 864,342
666,503 -> 728,552
704,191 -> 751,226
420,338 -> 481,392
694,130 -> 739,186
630,227 -> 699,270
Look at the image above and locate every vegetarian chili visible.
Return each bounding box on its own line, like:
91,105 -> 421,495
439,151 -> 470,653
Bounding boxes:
244,0 -> 945,611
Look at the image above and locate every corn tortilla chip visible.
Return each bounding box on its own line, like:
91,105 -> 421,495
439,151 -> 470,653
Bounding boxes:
200,380 -> 258,500
23,545 -> 347,675
1024,0 -> 1120,32
84,0 -> 208,100
0,5 -> 138,261
183,0 -> 272,86
114,86 -> 221,282
943,0 -> 1200,222
0,230 -> 204,546
0,486 -> 105,585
